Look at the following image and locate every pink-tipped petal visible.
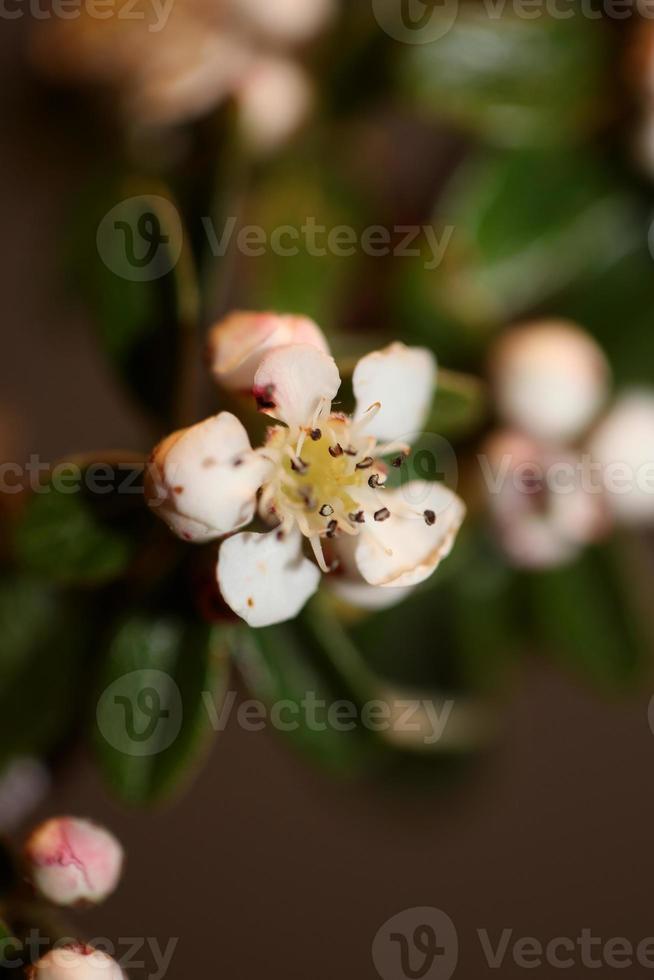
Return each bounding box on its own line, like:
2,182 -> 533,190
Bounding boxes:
24,818 -> 123,907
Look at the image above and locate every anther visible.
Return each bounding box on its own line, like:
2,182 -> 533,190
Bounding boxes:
291,457 -> 309,474
344,447 -> 358,456
349,511 -> 365,524
391,453 -> 409,468
368,473 -> 385,488
326,520 -> 338,538
374,508 -> 390,522
329,444 -> 344,458
310,428 -> 322,441
356,457 -> 374,469
424,510 -> 436,526
320,504 -> 334,517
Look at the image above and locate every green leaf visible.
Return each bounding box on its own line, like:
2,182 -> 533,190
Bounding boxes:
523,539 -> 648,691
429,369 -> 487,439
557,246 -> 654,388
0,578 -> 88,766
401,9 -> 609,148
94,614 -> 230,804
233,615 -> 381,777
12,472 -> 137,587
434,148 -> 638,329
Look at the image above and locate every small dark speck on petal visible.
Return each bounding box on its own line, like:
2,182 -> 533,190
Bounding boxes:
203,457 -> 217,468
174,486 -> 184,494
247,597 -> 255,608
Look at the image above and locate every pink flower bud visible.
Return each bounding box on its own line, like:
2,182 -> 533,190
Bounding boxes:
490,320 -> 610,443
28,944 -> 125,980
24,818 -> 124,907
206,311 -> 329,391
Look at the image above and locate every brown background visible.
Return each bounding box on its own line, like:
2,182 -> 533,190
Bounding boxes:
2,19 -> 654,980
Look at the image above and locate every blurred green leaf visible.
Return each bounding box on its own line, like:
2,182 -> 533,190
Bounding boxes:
558,246 -> 654,387
430,368 -> 488,439
233,613 -> 381,777
434,148 -> 638,328
94,614 -> 230,805
523,540 -> 648,691
13,475 -> 135,587
402,8 -> 609,147
0,578 -> 88,766
239,152 -> 366,333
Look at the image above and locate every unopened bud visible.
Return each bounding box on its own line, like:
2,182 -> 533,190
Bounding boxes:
237,58 -> 312,153
589,390 -> 654,524
207,311 -> 328,390
490,320 -> 610,443
28,944 -> 125,979
24,818 -> 123,907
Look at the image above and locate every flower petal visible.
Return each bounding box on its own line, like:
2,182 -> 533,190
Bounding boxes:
354,481 -> 466,588
147,413 -> 271,542
353,343 -> 436,442
254,344 -> 340,427
207,311 -> 329,391
327,578 -> 414,611
217,528 -> 320,627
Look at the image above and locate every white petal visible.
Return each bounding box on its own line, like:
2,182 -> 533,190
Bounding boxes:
217,528 -> 320,627
147,413 -> 271,541
353,343 -> 437,442
327,578 -> 414,611
254,344 -> 340,427
354,481 -> 466,589
207,311 -> 329,391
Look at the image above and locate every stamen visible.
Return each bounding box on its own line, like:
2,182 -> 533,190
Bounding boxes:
374,508 -> 391,522
353,401 -> 381,434
308,534 -> 329,573
329,444 -> 344,458
368,473 -> 385,488
290,457 -> 309,475
424,510 -> 436,526
349,511 -> 365,524
356,457 -> 374,470
310,428 -> 322,441
320,504 -> 334,517
344,447 -> 358,457
326,520 -> 338,538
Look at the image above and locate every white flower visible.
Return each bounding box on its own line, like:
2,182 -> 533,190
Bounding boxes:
490,319 -> 610,443
148,315 -> 466,627
482,430 -> 609,569
589,390 -> 654,525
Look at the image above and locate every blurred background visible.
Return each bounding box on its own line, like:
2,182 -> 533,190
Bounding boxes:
3,2 -> 654,978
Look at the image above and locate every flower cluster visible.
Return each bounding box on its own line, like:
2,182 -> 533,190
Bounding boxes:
484,318 -> 654,568
484,319 -> 611,568
147,312 -> 466,627
31,0 -> 333,143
